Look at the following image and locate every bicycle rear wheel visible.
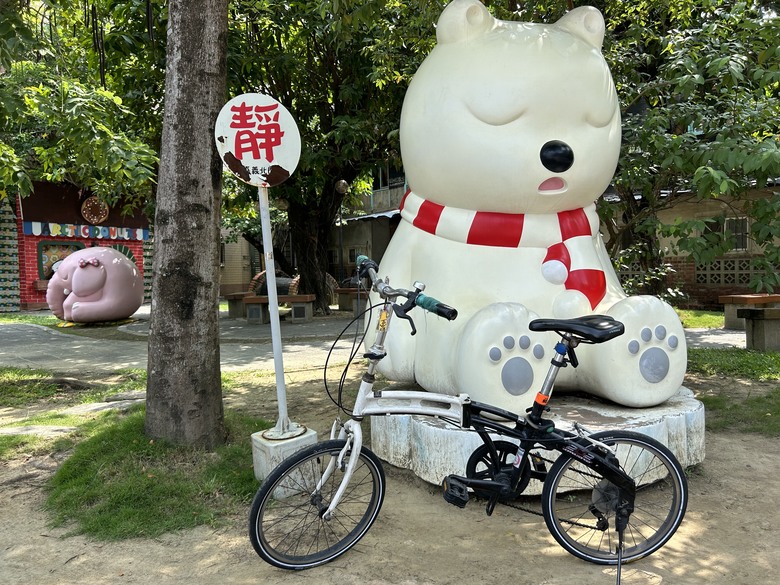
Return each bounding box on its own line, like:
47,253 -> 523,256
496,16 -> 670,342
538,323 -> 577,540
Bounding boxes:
249,439 -> 386,569
541,430 -> 687,565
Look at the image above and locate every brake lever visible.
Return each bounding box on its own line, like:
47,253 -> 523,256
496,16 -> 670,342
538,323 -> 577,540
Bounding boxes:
393,297 -> 417,335
393,305 -> 417,335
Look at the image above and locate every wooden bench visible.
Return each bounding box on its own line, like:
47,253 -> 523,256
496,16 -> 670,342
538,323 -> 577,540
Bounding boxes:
335,287 -> 366,316
244,294 -> 316,324
737,308 -> 780,351
719,294 -> 780,330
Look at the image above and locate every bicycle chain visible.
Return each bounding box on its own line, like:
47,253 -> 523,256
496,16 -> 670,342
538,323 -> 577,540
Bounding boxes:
500,498 -> 598,530
491,451 -> 602,531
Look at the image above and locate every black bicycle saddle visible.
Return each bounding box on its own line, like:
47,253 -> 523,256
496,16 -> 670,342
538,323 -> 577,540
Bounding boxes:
529,315 -> 625,344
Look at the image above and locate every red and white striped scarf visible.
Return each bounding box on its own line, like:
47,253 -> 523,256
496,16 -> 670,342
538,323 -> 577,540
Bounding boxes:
399,190 -> 607,309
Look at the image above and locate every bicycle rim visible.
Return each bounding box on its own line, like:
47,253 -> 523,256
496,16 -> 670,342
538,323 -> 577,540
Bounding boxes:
249,440 -> 386,569
541,430 -> 687,565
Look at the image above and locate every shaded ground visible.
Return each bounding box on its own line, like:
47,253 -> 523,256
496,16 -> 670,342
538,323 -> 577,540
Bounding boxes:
2,370 -> 779,585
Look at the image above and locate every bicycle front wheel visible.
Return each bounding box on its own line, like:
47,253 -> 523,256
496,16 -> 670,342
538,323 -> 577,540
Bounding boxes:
541,430 -> 687,565
249,439 -> 386,569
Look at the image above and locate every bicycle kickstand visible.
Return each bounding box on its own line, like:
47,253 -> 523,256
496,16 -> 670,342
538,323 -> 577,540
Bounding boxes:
615,526 -> 625,585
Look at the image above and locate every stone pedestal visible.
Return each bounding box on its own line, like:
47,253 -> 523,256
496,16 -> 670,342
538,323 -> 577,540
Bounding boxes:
251,427 -> 318,482
370,386 -> 704,491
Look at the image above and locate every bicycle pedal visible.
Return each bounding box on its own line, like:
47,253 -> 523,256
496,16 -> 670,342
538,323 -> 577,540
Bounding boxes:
442,475 -> 469,508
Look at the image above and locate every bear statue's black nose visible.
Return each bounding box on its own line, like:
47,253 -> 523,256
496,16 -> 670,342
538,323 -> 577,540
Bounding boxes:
540,141 -> 574,173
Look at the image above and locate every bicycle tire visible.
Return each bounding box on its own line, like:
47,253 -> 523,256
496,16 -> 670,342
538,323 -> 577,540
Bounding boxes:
541,430 -> 687,565
249,439 -> 386,569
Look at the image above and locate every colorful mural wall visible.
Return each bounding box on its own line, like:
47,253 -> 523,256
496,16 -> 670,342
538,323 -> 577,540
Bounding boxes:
3,182 -> 152,311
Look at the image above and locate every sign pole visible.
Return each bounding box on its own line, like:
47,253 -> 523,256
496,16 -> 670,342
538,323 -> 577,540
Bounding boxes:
257,185 -> 304,440
215,93 -> 313,472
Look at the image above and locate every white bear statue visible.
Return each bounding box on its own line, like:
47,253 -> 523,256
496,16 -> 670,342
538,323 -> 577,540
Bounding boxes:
368,0 -> 687,412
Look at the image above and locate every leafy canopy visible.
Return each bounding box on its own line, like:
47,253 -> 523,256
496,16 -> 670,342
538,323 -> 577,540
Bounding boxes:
0,1 -> 159,209
598,0 -> 780,292
3,0 -> 779,295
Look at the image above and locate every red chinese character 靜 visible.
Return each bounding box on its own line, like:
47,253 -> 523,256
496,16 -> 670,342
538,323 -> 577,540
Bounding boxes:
232,103 -> 285,163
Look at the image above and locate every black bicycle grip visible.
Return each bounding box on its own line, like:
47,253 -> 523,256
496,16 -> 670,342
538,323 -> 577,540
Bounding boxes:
415,293 -> 458,320
356,255 -> 378,279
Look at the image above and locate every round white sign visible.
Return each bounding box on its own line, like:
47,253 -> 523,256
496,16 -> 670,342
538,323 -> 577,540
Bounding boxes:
214,93 -> 301,187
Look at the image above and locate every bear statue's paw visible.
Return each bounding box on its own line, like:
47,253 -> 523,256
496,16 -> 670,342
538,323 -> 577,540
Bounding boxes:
626,324 -> 682,384
580,296 -> 687,407
455,302 -> 555,412
487,333 -> 546,396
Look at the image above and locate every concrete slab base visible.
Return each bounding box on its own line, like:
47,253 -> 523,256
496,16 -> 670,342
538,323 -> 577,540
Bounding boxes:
251,427 -> 318,482
370,386 -> 704,492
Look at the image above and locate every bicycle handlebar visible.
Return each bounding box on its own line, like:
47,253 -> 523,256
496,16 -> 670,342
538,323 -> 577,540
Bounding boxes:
415,293 -> 458,320
356,255 -> 458,321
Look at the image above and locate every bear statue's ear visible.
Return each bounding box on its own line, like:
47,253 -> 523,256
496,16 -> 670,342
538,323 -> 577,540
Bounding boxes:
555,6 -> 606,49
436,0 -> 493,44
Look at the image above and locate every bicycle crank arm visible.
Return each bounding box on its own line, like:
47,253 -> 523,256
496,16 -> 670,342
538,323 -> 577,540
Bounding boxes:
442,474 -> 513,508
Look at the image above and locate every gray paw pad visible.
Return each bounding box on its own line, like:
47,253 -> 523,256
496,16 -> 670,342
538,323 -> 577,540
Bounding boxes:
627,326 -> 679,383
488,335 -> 545,396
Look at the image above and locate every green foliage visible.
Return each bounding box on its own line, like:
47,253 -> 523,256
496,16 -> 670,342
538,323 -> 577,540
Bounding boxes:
0,3 -> 34,72
4,0 -> 780,296
699,387 -> 780,436
687,347 -> 780,381
225,0 -> 441,305
597,0 -> 780,291
1,59 -> 157,206
0,141 -> 33,199
744,193 -> 780,292
0,3 -> 159,206
228,0 -> 409,201
46,408 -> 271,539
614,244 -> 685,300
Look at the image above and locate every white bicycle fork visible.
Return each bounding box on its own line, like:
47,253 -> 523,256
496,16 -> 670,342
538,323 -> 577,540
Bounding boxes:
318,418 -> 363,520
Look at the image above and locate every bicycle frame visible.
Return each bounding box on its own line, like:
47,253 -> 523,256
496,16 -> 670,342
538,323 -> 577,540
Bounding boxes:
321,288 -> 636,522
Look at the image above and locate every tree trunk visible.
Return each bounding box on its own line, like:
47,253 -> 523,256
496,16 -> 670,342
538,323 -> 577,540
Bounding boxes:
240,229 -> 295,276
288,196 -> 336,314
145,0 -> 228,449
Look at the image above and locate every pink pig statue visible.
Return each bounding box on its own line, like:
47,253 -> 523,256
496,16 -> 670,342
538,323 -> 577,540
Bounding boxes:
46,247 -> 144,323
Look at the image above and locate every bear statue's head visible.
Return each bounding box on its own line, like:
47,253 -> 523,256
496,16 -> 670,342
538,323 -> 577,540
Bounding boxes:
400,0 -> 621,215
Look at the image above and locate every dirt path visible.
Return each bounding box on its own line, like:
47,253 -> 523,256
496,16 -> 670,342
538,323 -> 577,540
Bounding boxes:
2,426 -> 778,585
2,368 -> 779,585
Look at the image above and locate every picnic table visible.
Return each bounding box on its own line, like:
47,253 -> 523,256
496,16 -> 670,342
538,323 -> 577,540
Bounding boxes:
719,294 -> 780,330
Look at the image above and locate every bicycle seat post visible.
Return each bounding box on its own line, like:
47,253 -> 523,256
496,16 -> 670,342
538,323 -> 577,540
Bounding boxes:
526,333 -> 576,428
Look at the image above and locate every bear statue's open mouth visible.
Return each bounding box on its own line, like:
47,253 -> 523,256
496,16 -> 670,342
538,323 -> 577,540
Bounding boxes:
538,177 -> 567,194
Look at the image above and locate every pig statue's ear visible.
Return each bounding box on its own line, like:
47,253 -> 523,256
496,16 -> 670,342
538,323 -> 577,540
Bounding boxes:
436,0 -> 494,44
555,6 -> 606,49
